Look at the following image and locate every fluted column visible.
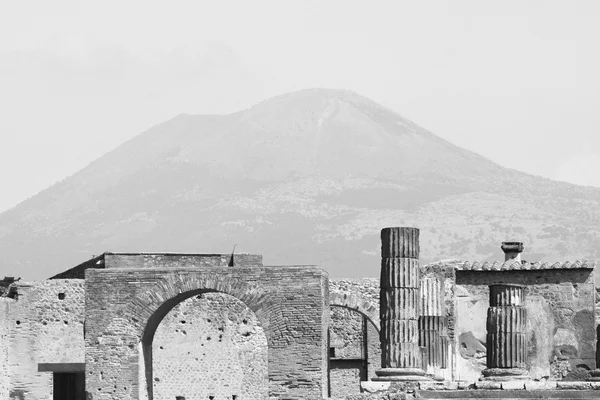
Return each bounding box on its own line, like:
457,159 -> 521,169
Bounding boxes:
419,277 -> 448,370
481,284 -> 529,381
375,227 -> 429,381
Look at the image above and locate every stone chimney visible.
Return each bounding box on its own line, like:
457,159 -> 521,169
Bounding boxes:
501,242 -> 524,262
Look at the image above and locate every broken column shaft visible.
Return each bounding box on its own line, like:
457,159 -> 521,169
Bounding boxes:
481,284 -> 529,381
375,227 -> 429,381
419,276 -> 448,371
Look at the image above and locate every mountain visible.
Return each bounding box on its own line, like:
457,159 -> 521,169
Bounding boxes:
1,88 -> 600,281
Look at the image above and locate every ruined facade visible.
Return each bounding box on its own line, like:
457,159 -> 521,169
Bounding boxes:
0,229 -> 599,399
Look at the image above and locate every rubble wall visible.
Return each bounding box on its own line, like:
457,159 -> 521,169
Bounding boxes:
5,280 -> 85,400
0,297 -> 12,400
329,307 -> 366,397
596,287 -> 600,367
153,292 -> 268,400
329,279 -> 380,393
455,269 -> 596,382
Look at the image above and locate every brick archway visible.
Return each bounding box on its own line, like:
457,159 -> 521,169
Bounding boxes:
329,291 -> 380,331
139,274 -> 271,400
84,265 -> 328,400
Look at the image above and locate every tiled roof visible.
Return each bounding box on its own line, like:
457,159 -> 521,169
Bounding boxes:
457,260 -> 595,271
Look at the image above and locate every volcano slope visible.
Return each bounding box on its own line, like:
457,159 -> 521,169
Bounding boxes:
1,88 -> 599,280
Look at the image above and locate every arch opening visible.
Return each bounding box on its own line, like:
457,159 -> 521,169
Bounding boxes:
328,305 -> 380,398
142,289 -> 268,400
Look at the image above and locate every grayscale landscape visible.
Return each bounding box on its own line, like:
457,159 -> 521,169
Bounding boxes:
3,3 -> 600,399
1,88 -> 599,281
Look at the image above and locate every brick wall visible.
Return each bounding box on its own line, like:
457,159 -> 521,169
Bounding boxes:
84,265 -> 328,400
153,293 -> 268,400
4,280 -> 85,400
51,253 -> 263,279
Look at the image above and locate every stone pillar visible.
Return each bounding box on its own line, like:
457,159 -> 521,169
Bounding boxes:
419,277 -> 448,371
501,242 -> 524,263
374,227 -> 429,381
481,284 -> 529,381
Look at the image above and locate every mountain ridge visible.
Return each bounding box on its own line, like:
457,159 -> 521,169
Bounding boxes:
1,88 -> 599,280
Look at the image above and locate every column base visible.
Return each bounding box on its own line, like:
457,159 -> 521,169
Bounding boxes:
373,367 -> 432,381
480,368 -> 530,381
587,369 -> 600,381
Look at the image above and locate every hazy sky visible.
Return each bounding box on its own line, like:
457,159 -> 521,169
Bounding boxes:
1,0 -> 599,213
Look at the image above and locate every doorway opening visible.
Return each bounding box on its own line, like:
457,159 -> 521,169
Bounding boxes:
53,372 -> 85,400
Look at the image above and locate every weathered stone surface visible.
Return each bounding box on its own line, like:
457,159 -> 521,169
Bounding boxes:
455,268 -> 596,379
85,264 -> 329,400
361,381 -> 391,393
381,227 -> 420,259
0,280 -> 85,400
489,284 -> 525,307
483,284 -> 529,378
501,380 -> 525,389
381,258 -> 420,289
52,252 -> 264,279
457,380 -> 476,389
377,228 -> 426,380
486,333 -> 528,369
419,325 -> 448,369
458,259 -> 596,271
418,381 -> 458,390
419,277 -> 444,316
556,381 -> 592,389
475,380 -> 502,389
524,380 -> 558,390
380,289 -> 419,320
153,293 -> 268,400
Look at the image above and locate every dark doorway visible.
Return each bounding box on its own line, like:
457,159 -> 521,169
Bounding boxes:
53,372 -> 85,400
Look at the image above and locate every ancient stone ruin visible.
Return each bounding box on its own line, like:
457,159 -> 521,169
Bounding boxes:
0,227 -> 598,399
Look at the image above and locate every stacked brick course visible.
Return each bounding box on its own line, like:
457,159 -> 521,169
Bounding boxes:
84,264 -> 328,400
153,293 -> 268,400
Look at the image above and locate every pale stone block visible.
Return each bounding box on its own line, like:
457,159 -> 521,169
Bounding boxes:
501,380 -> 525,390
525,380 -> 557,390
476,380 -> 502,389
361,381 -> 390,393
419,381 -> 457,390
556,381 -> 591,389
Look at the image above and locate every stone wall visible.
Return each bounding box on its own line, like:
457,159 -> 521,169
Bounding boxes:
153,292 -> 268,400
596,287 -> 600,367
329,279 -> 381,394
329,307 -> 364,397
84,265 -> 329,400
51,253 -> 263,279
455,269 -> 596,382
2,279 -> 85,400
0,297 -> 12,400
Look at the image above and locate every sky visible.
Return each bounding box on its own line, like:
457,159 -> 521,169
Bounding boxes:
1,0 -> 599,213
